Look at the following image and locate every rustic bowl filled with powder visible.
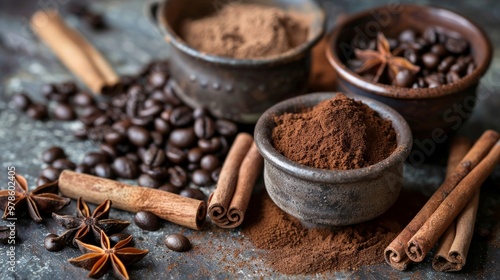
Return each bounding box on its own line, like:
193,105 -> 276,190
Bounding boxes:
148,0 -> 325,123
254,93 -> 412,226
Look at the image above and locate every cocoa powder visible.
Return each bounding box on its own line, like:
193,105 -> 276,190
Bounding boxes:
272,94 -> 397,170
243,190 -> 428,274
180,4 -> 308,59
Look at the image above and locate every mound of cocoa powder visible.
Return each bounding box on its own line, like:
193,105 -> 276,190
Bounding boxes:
272,94 -> 397,170
180,4 -> 308,59
242,190 -> 428,274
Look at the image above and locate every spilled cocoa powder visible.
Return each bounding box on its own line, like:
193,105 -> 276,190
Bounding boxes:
272,94 -> 397,170
242,190 -> 428,274
180,4 -> 308,59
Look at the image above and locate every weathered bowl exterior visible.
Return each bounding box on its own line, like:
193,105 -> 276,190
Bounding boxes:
326,5 -> 492,139
254,93 -> 412,226
149,0 -> 325,123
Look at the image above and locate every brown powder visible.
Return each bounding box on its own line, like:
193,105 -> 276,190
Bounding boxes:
180,4 -> 308,59
272,94 -> 397,170
242,190 -> 428,274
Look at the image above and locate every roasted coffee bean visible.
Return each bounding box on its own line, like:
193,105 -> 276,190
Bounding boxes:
134,211 -> 160,231
73,91 -> 94,106
467,62 -> 476,75
44,234 -> 64,252
150,131 -> 164,147
423,28 -> 437,44
82,152 -> 110,166
75,164 -> 92,174
42,146 -> 67,164
41,167 -> 61,182
94,163 -> 115,179
109,233 -> 132,246
154,117 -> 171,134
398,29 -> 416,43
425,74 -> 444,88
215,119 -> 237,136
26,103 -> 48,120
193,107 -> 209,119
42,83 -> 57,99
198,137 -> 221,153
53,102 -> 77,120
85,13 -> 107,31
37,176 -> 52,186
192,169 -> 212,186
180,188 -> 206,201
164,234 -> 191,252
127,126 -> 150,147
438,56 -> 455,73
450,62 -> 467,75
148,71 -> 168,88
166,145 -> 187,164
168,166 -> 188,187
163,82 -> 183,106
200,154 -> 219,171
52,158 -> 76,170
422,52 -> 439,69
211,167 -> 221,182
446,71 -> 461,84
169,127 -> 196,148
112,156 -> 139,179
138,173 -> 160,188
187,163 -> 199,171
217,136 -> 230,157
11,92 -> 32,111
430,44 -> 448,57
112,119 -> 132,134
57,81 -> 78,96
145,166 -> 169,181
445,37 -> 468,54
93,114 -> 111,127
187,147 -> 204,163
104,131 -> 125,145
194,116 -> 215,139
139,103 -> 163,118
393,69 -> 414,88
169,106 -> 193,127
404,48 -> 418,64
143,146 -> 166,167
158,183 -> 179,194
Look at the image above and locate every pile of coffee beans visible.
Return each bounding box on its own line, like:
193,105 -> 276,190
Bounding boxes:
349,27 -> 475,88
16,61 -> 237,200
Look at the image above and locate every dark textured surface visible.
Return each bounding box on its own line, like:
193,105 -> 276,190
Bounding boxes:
0,0 -> 499,279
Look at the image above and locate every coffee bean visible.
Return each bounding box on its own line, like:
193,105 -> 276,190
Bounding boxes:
42,146 -> 67,164
44,234 -> 64,252
180,188 -> 206,200
154,117 -> 171,134
26,103 -> 48,120
200,154 -> 219,171
450,62 -> 466,75
112,157 -> 139,179
127,126 -> 150,147
430,44 -> 448,57
445,37 -> 468,54
99,143 -> 118,158
425,74 -> 443,88
187,163 -> 200,171
164,234 -> 191,252
187,147 -> 204,163
75,164 -> 92,174
398,29 -> 416,43
112,119 -> 132,134
109,233 -> 132,246
168,166 -> 188,187
41,167 -> 61,182
42,83 -> 57,100
163,82 -> 183,106
73,91 -> 94,107
393,69 -> 414,88
166,145 -> 187,164
169,106 -> 193,127
215,119 -> 237,136
423,28 -> 437,44
467,62 -> 476,75
94,163 -> 115,179
145,166 -> 169,181
211,167 -> 221,182
404,48 -> 418,65
53,103 -> 77,120
446,71 -> 461,84
11,93 -> 32,111
192,169 -> 212,186
52,158 -> 76,170
148,71 -> 168,88
198,137 -> 221,153
139,103 -> 163,118
193,107 -> 209,119
104,131 -> 125,145
217,136 -> 230,157
438,56 -> 455,73
82,152 -> 110,167
142,146 -> 166,167
37,176 -> 52,186
422,53 -> 439,69
150,131 -> 164,147
169,127 -> 196,148
194,116 -> 215,139
138,173 -> 160,188
158,183 -> 179,194
134,211 -> 160,231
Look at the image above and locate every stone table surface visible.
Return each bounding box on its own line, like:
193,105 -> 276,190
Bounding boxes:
0,0 -> 499,279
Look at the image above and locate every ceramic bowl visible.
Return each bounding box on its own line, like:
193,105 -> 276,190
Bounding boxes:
326,5 -> 492,138
254,92 -> 412,226
148,0 -> 325,123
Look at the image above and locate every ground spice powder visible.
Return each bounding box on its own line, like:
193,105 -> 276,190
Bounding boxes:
180,4 -> 308,59
243,191 -> 427,274
272,94 -> 397,170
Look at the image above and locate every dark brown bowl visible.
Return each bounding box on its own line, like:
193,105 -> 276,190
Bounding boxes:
326,5 -> 492,138
148,0 -> 325,123
254,92 -> 412,226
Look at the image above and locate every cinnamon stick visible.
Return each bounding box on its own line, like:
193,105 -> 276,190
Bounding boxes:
208,133 -> 254,228
58,170 -> 206,230
407,140 -> 500,262
384,130 -> 499,270
30,10 -> 119,94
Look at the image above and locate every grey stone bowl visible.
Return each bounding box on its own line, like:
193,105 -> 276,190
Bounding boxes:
254,92 -> 413,226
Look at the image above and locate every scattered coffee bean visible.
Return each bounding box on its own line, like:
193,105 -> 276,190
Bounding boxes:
26,103 -> 48,120
164,234 -> 191,252
52,158 -> 76,170
44,233 -> 64,252
41,167 -> 61,182
134,211 -> 160,231
180,188 -> 206,200
53,103 -> 77,120
11,92 -> 32,111
42,146 -> 67,164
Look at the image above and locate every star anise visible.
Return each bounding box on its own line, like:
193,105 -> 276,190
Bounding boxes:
53,198 -> 130,247
0,174 -> 70,222
69,230 -> 148,280
353,32 -> 420,84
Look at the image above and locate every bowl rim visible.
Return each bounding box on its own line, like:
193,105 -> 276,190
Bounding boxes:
155,0 -> 326,66
254,92 -> 413,183
326,4 -> 493,100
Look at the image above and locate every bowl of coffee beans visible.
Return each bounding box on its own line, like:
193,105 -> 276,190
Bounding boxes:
254,92 -> 412,226
326,5 -> 492,138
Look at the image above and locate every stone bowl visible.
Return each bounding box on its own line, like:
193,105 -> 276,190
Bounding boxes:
326,5 -> 492,139
254,92 -> 412,226
147,0 -> 325,123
